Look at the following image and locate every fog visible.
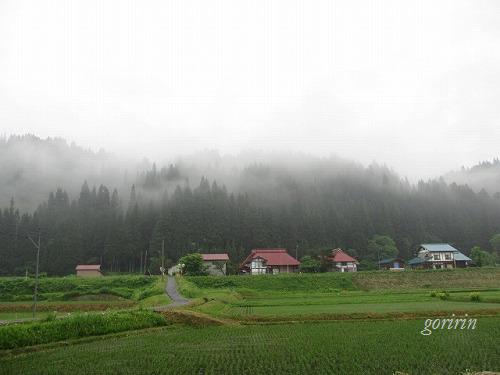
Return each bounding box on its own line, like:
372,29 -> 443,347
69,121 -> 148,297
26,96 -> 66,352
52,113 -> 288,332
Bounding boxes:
1,0 -> 500,180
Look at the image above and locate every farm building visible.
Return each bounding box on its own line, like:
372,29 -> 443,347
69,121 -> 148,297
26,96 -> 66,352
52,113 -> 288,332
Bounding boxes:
76,264 -> 103,277
201,253 -> 229,276
240,249 -> 300,275
328,249 -> 358,272
408,243 -> 472,269
378,257 -> 405,270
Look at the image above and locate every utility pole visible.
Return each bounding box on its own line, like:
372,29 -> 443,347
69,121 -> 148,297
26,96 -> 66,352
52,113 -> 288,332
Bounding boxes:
161,239 -> 165,279
27,228 -> 41,319
144,247 -> 149,275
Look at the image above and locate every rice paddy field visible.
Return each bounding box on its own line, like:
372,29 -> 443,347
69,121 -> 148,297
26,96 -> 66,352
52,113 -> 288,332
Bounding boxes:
190,290 -> 500,321
1,318 -> 498,375
181,270 -> 500,322
1,269 -> 499,374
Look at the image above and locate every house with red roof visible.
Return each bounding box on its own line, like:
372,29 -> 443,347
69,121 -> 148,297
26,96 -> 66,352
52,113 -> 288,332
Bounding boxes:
240,249 -> 300,275
201,253 -> 229,276
75,264 -> 103,277
328,249 -> 358,272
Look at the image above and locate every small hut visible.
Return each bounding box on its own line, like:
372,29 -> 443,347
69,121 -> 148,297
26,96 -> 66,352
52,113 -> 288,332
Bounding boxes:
76,264 -> 103,277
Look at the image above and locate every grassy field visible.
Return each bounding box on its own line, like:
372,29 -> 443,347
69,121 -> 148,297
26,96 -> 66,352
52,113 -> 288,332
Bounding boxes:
181,270 -> 500,322
0,312 -> 53,321
0,276 -> 170,321
1,269 -> 499,374
184,268 -> 500,292
0,275 -> 163,301
1,318 -> 498,374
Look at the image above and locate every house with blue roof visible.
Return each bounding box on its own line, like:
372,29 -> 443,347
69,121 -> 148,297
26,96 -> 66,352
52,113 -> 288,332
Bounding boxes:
408,243 -> 472,269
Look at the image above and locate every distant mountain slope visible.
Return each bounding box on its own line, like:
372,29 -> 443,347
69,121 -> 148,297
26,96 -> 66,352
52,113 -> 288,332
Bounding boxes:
2,135 -> 500,275
1,135 -> 401,211
443,159 -> 500,197
0,135 -> 130,210
3,134 -> 499,213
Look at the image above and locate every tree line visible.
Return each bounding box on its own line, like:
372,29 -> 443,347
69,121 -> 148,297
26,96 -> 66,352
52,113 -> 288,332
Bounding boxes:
1,165 -> 500,276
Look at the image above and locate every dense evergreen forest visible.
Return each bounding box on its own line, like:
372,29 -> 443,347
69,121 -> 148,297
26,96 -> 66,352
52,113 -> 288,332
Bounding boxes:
2,166 -> 500,276
1,135 -> 500,276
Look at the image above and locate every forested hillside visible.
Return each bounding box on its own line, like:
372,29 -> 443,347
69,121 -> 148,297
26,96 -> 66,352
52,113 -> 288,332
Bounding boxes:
0,135 -> 133,211
1,135 -> 500,275
444,159 -> 500,196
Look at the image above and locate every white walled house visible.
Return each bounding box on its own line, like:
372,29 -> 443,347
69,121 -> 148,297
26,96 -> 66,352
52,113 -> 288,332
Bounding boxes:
328,249 -> 358,272
240,249 -> 300,275
408,243 -> 472,269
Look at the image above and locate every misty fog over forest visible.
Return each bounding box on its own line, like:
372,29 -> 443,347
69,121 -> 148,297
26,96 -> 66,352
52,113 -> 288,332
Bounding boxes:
1,134 -> 499,275
1,0 -> 500,276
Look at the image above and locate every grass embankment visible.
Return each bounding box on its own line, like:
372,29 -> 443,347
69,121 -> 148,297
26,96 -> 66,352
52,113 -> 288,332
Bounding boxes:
180,269 -> 500,322
0,276 -> 160,301
185,268 -> 500,292
0,276 -> 170,318
0,310 -> 169,350
1,317 -> 498,374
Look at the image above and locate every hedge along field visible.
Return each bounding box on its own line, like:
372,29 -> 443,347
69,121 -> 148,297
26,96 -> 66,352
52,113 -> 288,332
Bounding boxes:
0,310 -> 169,350
1,318 -> 498,374
0,276 -> 162,302
185,268 -> 500,292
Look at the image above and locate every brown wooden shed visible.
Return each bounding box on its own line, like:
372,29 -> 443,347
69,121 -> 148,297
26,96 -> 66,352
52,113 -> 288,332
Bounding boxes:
76,264 -> 103,277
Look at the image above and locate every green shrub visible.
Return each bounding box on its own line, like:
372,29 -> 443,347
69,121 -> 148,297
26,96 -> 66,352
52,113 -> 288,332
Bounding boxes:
132,278 -> 165,301
469,292 -> 481,302
437,291 -> 449,300
0,310 -> 169,350
42,312 -> 58,322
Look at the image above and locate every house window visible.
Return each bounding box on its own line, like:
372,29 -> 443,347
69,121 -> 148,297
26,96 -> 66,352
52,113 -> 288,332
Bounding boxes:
251,258 -> 267,274
433,253 -> 440,261
444,253 -> 452,260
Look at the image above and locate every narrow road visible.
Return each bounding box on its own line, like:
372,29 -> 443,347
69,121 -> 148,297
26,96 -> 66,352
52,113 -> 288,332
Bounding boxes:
163,276 -> 189,308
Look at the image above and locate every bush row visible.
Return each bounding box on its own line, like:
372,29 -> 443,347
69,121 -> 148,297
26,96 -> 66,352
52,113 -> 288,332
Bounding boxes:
0,276 -> 158,301
0,310 -> 169,350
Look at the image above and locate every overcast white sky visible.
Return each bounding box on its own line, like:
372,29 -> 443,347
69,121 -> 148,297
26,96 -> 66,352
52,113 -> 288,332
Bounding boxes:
1,0 -> 499,179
